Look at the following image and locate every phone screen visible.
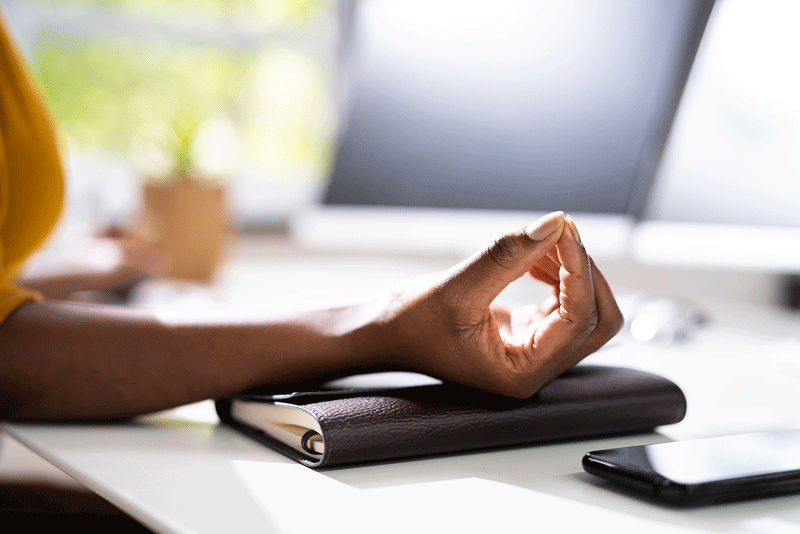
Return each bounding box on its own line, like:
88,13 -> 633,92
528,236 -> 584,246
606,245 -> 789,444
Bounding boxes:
583,430 -> 800,505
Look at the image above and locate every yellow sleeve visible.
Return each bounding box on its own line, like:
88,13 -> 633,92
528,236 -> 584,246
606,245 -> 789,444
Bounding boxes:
0,285 -> 41,324
0,13 -> 64,323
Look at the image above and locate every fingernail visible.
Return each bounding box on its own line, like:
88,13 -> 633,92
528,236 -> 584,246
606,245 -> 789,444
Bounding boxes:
565,214 -> 583,246
525,211 -> 565,241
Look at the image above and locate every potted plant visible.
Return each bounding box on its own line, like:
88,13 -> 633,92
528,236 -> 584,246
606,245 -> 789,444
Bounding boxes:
133,112 -> 238,282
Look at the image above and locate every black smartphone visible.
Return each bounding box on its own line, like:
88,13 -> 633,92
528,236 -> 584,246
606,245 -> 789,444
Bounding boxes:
583,430 -> 800,505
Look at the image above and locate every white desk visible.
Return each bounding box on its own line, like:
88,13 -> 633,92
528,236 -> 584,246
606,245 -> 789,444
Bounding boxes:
5,238 -> 800,533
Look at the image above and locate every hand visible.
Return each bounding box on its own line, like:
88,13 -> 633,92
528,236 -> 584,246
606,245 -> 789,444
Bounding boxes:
99,226 -> 168,288
16,228 -> 168,302
382,211 -> 623,398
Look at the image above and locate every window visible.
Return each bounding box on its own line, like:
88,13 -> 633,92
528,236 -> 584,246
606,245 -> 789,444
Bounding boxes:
3,0 -> 339,228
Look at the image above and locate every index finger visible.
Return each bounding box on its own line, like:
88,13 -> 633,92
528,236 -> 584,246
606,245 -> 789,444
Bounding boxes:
551,257 -> 624,376
528,216 -> 597,373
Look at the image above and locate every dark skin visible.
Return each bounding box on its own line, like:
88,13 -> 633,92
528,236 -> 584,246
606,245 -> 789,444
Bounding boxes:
0,212 -> 623,421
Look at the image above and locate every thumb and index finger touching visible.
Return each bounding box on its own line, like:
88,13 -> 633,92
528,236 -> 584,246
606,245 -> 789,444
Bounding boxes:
451,210 -> 599,354
449,211 -> 566,309
442,211 -> 623,397
452,211 -> 592,311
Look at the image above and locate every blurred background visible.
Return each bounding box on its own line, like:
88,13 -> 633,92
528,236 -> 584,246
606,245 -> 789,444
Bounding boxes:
2,0 -> 800,308
3,0 -> 340,234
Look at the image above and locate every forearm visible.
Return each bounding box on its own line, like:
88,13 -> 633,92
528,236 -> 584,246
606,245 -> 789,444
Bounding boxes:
0,300 -> 389,421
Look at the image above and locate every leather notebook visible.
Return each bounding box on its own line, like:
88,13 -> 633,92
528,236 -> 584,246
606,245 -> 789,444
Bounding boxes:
215,365 -> 686,468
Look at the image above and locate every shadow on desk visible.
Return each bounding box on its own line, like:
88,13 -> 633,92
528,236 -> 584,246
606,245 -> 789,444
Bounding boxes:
0,482 -> 153,533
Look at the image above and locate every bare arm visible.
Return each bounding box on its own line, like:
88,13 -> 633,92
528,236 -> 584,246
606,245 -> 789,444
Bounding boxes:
0,212 -> 623,421
0,300 -> 388,421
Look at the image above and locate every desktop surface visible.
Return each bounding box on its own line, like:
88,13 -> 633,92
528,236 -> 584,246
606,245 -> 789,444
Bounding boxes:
6,312 -> 800,534
5,237 -> 800,534
0,423 -> 696,534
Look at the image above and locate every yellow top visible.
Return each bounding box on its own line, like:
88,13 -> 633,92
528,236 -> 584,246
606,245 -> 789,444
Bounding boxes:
0,15 -> 64,323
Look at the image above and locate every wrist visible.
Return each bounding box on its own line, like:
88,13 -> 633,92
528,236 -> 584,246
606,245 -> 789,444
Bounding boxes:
324,298 -> 399,373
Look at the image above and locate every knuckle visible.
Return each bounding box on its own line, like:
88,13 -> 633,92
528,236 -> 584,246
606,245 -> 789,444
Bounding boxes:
485,233 -> 527,271
559,304 -> 599,334
602,310 -> 625,338
561,269 -> 591,285
615,311 -> 625,332
586,307 -> 600,331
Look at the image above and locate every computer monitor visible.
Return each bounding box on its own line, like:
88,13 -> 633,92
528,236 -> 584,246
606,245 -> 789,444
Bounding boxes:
633,0 -> 800,274
292,0 -> 715,259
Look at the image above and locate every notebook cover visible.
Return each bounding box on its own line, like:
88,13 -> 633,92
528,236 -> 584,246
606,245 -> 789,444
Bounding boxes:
215,365 -> 686,468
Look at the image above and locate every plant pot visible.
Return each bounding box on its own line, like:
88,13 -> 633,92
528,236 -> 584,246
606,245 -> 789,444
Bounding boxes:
139,180 -> 229,282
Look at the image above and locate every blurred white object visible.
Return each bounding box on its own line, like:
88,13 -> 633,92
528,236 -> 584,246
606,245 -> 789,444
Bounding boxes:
628,294 -> 710,346
292,206 -> 632,260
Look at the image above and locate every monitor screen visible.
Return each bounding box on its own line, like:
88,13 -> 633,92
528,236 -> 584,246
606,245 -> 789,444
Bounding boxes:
634,0 -> 800,273
324,0 -> 713,218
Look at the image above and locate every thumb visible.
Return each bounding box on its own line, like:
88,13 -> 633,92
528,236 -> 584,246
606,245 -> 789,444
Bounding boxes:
447,211 -> 565,309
